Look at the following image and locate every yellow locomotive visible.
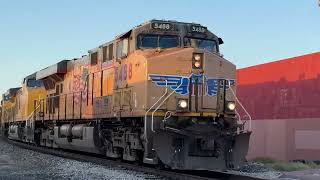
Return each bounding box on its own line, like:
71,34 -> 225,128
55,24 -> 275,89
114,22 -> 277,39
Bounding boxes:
1,88 -> 21,136
1,74 -> 46,141
2,20 -> 250,170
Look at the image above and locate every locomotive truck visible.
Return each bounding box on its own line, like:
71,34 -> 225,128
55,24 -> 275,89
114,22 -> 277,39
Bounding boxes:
1,20 -> 251,170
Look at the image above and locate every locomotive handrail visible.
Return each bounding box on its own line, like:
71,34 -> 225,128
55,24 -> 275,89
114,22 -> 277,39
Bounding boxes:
25,103 -> 42,127
151,80 -> 184,132
144,80 -> 168,141
27,104 -> 41,121
37,90 -> 86,99
227,80 -> 252,131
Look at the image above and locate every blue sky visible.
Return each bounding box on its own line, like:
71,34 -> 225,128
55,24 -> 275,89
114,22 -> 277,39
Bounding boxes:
0,0 -> 319,95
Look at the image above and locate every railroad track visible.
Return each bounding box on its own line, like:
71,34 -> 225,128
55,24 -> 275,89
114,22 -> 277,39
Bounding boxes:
3,137 -> 264,180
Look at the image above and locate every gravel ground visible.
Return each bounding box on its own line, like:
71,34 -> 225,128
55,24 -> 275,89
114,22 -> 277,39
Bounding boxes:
235,162 -> 283,179
0,138 -> 165,180
2,136 -> 300,180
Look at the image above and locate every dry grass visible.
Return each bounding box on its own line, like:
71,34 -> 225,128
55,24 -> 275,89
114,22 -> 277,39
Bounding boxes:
252,157 -> 320,172
271,162 -> 310,172
252,157 -> 276,164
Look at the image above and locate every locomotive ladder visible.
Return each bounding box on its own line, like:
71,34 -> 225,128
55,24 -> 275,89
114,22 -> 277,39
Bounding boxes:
25,101 -> 42,142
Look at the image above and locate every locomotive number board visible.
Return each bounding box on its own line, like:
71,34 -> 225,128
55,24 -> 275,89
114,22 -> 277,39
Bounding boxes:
151,22 -> 174,30
190,25 -> 207,33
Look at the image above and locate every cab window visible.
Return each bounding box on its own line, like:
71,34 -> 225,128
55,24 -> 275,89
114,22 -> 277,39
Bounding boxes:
138,35 -> 179,49
184,38 -> 218,53
27,80 -> 44,87
140,35 -> 158,48
3,95 -> 10,101
159,36 -> 179,48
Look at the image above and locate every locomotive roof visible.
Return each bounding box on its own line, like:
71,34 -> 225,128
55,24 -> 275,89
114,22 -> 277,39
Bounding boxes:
3,87 -> 21,97
112,19 -> 201,34
35,20 -> 221,81
36,60 -> 69,80
140,19 -> 205,27
115,19 -> 206,38
89,19 -> 220,53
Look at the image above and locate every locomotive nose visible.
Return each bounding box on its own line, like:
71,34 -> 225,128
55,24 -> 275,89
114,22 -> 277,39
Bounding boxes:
187,49 -> 237,114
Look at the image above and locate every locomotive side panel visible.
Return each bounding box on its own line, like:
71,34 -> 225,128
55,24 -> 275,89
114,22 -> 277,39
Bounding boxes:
14,89 -> 25,121
112,51 -> 148,117
72,58 -> 89,120
93,45 -> 115,119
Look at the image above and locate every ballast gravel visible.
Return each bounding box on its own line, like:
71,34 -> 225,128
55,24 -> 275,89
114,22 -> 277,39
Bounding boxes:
234,162 -> 283,179
0,137 -> 164,180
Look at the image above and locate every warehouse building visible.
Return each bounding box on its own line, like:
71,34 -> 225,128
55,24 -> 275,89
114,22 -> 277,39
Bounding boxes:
237,52 -> 320,161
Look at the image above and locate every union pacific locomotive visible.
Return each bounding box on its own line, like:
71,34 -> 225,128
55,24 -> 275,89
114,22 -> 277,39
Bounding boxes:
1,20 -> 251,170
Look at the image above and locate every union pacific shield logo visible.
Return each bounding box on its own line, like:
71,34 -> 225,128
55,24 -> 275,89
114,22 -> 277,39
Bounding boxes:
207,78 -> 235,96
149,74 -> 235,96
148,74 -> 189,95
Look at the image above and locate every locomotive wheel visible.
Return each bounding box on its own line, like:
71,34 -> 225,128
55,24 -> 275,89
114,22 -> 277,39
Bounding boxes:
34,129 -> 41,146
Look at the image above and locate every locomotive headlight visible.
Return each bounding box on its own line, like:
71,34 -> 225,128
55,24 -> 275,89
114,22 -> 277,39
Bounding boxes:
194,61 -> 201,68
178,99 -> 188,109
193,53 -> 203,69
227,102 -> 236,111
194,54 -> 201,61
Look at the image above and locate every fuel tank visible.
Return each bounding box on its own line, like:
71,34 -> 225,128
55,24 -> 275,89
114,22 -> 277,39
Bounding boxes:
60,124 -> 72,137
71,124 -> 85,138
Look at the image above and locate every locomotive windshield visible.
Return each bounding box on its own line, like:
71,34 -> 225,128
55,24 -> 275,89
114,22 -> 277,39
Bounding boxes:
27,80 -> 44,87
184,38 -> 218,53
138,35 -> 179,49
2,94 -> 10,101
